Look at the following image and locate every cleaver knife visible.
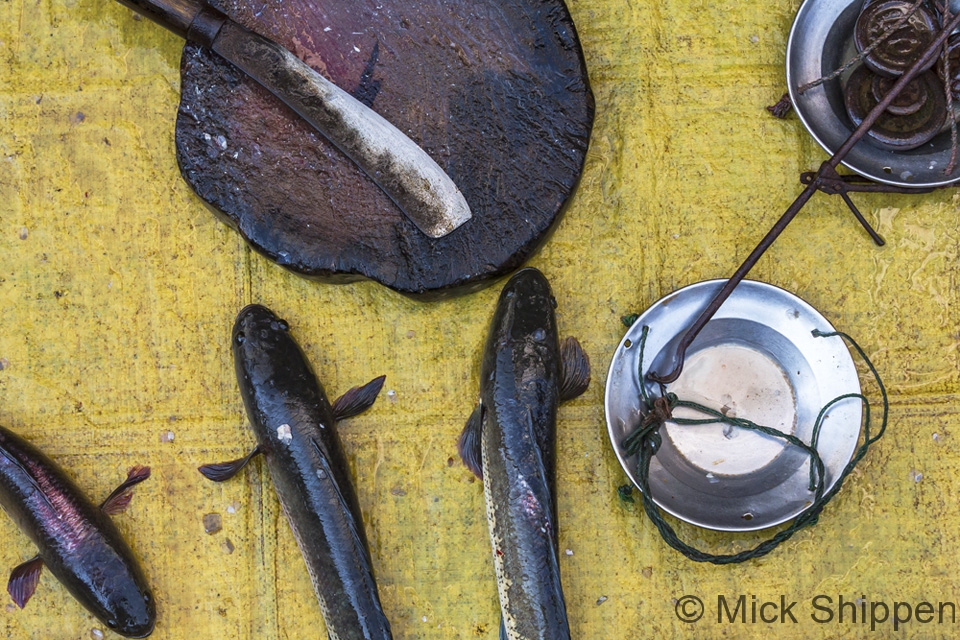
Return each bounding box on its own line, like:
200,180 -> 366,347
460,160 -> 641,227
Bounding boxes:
114,0 -> 472,239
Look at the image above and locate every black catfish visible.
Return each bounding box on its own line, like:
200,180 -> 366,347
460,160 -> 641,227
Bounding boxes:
199,304 -> 392,640
458,268 -> 590,640
0,425 -> 154,637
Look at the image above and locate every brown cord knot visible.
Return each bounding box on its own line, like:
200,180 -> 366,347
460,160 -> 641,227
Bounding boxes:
647,394 -> 673,426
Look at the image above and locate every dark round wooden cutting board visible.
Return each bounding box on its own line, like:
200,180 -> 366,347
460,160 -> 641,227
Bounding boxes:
174,0 -> 594,299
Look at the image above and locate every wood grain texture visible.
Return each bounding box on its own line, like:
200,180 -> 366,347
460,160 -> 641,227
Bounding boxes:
175,0 -> 595,298
3,0 -> 960,639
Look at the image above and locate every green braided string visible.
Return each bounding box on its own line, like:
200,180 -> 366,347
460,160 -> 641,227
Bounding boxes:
620,324 -> 888,564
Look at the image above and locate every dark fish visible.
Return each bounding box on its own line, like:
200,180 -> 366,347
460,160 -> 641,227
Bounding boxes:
458,268 -> 590,640
199,304 -> 392,640
0,425 -> 154,638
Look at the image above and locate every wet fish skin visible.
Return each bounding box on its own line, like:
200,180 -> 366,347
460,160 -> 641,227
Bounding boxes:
213,304 -> 391,640
461,268 -> 590,640
0,426 -> 155,638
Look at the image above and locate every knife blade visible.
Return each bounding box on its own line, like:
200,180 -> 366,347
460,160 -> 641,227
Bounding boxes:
114,0 -> 472,239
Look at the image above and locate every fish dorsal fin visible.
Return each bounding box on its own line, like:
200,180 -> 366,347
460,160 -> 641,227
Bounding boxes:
0,448 -> 57,514
7,555 -> 43,609
198,446 -> 263,482
520,410 -> 569,632
558,336 -> 590,403
521,408 -> 554,527
309,439 -> 370,566
458,403 -> 484,480
499,618 -> 508,640
543,534 -> 570,635
309,438 -> 391,633
100,466 -> 151,515
332,375 -> 386,421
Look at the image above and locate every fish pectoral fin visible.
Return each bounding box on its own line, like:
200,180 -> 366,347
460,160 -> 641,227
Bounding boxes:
198,446 -> 263,482
559,336 -> 591,403
100,466 -> 151,515
332,375 -> 386,421
458,403 -> 484,480
8,555 -> 43,609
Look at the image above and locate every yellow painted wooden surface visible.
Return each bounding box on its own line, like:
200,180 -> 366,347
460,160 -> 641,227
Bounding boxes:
1,1 -> 959,638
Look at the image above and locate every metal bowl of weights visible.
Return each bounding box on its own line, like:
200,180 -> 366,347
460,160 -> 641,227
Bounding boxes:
787,0 -> 960,187
605,281 -> 863,532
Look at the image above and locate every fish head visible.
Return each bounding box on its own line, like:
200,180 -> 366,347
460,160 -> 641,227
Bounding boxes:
233,304 -> 291,352
104,586 -> 156,638
230,304 -> 333,444
231,304 -> 300,390
497,268 -> 558,338
79,557 -> 156,638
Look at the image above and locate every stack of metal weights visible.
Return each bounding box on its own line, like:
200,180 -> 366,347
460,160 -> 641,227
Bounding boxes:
844,0 -> 959,150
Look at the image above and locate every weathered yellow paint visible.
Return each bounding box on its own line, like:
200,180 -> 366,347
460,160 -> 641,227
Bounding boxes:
1,1 -> 959,638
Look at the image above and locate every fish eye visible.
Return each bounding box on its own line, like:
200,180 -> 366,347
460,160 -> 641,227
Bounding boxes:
144,592 -> 152,603
235,332 -> 246,344
107,618 -> 118,629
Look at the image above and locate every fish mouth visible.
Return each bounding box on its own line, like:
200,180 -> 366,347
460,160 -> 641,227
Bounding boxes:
116,619 -> 156,639
235,303 -> 276,327
105,602 -> 156,638
501,268 -> 554,304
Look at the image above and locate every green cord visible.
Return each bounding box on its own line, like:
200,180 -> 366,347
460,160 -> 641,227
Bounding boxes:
620,324 -> 888,564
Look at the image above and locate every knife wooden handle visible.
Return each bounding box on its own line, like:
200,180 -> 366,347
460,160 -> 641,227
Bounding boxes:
115,0 -> 470,238
114,0 -> 206,40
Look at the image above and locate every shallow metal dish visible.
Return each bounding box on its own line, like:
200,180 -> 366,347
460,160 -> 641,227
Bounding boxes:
786,0 -> 960,187
605,280 -> 862,532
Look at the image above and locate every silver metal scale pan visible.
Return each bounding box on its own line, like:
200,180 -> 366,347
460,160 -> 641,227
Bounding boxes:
605,281 -> 862,532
